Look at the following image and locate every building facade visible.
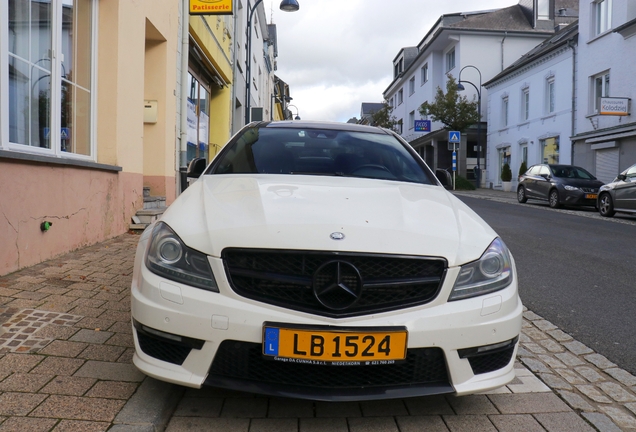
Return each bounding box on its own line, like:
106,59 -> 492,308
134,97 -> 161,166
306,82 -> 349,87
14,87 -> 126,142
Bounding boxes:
484,23 -> 578,189
0,0 -> 291,276
571,0 -> 636,183
383,1 -> 577,183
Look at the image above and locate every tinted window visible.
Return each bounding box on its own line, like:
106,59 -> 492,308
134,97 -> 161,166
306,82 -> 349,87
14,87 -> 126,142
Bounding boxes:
211,127 -> 435,184
551,166 -> 596,180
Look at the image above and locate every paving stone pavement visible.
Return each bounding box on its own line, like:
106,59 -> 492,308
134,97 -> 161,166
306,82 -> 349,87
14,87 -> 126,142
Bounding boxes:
0,192 -> 634,431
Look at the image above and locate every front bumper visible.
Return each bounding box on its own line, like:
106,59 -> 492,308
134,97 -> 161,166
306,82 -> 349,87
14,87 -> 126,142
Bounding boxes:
130,239 -> 523,401
561,189 -> 598,206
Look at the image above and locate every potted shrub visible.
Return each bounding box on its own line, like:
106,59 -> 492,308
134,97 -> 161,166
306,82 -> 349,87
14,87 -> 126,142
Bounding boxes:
518,161 -> 528,180
501,163 -> 512,192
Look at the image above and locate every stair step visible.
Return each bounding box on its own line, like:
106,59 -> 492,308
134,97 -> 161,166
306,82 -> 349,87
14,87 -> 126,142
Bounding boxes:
143,196 -> 166,210
129,223 -> 149,232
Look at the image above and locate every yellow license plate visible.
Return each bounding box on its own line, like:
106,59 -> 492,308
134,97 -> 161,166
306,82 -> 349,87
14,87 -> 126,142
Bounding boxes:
263,323 -> 408,364
586,193 -> 598,199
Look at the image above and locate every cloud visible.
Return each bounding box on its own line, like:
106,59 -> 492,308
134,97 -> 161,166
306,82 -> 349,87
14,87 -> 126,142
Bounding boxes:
267,0 -> 518,122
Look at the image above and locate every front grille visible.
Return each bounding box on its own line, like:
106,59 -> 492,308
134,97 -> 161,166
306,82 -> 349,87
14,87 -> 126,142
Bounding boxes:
222,249 -> 446,317
581,187 -> 599,193
208,340 -> 449,389
136,331 -> 192,365
466,345 -> 516,375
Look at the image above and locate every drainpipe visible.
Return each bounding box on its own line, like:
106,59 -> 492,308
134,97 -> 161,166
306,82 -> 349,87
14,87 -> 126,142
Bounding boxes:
179,0 -> 190,193
567,37 -> 576,164
500,32 -> 507,71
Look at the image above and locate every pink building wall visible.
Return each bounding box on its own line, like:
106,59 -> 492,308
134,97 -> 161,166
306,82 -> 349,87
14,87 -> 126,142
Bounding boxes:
0,160 -> 142,275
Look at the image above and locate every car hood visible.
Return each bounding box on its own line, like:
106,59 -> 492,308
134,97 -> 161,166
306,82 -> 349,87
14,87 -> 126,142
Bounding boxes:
558,178 -> 604,188
160,175 -> 499,267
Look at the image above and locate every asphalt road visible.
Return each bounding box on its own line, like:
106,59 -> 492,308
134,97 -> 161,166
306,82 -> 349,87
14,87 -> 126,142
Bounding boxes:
456,196 -> 636,376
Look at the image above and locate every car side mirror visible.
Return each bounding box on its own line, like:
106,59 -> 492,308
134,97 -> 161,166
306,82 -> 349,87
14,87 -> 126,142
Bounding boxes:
617,174 -> 627,181
435,169 -> 453,190
540,173 -> 549,180
186,157 -> 207,178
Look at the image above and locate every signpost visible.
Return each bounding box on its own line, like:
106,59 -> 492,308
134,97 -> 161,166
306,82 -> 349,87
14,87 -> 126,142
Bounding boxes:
448,131 -> 461,190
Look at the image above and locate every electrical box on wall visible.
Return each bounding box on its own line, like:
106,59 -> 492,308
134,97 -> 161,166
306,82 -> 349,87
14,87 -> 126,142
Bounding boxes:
144,100 -> 158,124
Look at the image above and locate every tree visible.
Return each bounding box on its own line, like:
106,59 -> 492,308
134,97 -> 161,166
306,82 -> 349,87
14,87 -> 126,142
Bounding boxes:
418,75 -> 480,132
370,102 -> 398,131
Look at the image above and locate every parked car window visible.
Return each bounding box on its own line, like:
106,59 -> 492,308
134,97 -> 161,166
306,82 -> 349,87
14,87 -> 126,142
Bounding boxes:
538,166 -> 550,176
527,165 -> 541,175
625,165 -> 636,179
211,126 -> 435,185
551,166 -> 596,180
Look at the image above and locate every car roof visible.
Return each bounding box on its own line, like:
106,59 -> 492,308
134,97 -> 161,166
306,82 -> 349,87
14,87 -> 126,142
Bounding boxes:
257,120 -> 391,135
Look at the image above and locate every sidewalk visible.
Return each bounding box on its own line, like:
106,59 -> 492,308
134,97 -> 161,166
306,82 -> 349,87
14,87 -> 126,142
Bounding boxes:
0,201 -> 634,430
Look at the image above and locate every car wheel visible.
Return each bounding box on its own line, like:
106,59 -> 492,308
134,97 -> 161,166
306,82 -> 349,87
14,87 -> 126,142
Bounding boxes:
549,189 -> 561,209
598,193 -> 616,217
517,186 -> 528,203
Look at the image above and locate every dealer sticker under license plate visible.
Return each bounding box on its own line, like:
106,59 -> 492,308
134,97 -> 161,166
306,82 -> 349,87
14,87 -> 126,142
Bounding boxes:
262,324 -> 407,365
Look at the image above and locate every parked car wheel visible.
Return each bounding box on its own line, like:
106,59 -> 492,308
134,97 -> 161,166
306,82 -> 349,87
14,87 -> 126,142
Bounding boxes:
517,186 -> 528,203
598,193 -> 616,217
549,189 -> 561,208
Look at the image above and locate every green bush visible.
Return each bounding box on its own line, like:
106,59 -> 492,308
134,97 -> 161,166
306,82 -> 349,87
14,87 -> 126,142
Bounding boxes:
501,163 -> 512,182
454,175 -> 476,190
518,161 -> 528,178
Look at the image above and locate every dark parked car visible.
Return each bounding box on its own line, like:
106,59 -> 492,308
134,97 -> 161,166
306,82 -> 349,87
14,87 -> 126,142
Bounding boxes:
517,164 -> 603,208
597,163 -> 636,217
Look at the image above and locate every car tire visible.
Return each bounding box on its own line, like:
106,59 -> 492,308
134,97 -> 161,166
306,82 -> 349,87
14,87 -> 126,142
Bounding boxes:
517,186 -> 528,203
598,193 -> 616,217
549,189 -> 561,209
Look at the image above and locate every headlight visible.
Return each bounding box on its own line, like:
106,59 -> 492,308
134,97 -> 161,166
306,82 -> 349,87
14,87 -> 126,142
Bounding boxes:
564,185 -> 580,191
449,238 -> 512,301
145,222 -> 218,292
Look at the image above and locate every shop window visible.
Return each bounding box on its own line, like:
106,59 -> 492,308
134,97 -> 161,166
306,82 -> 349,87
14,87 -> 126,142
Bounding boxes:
6,0 -> 95,157
187,72 -> 210,162
541,136 -> 560,164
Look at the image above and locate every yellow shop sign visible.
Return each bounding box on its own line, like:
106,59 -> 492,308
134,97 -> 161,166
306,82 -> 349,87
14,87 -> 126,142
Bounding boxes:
190,0 -> 233,15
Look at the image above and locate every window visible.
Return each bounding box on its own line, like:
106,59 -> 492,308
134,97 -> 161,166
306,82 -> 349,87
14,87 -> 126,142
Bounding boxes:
409,77 -> 415,95
522,88 -> 530,121
521,145 -> 528,167
541,137 -> 560,164
502,97 -> 509,127
397,119 -> 403,135
397,89 -> 404,105
420,64 -> 428,85
594,0 -> 612,35
187,72 -> 210,162
546,78 -> 555,114
592,72 -> 610,112
394,58 -> 404,78
408,111 -> 415,129
6,0 -> 95,156
446,48 -> 455,72
538,0 -> 550,20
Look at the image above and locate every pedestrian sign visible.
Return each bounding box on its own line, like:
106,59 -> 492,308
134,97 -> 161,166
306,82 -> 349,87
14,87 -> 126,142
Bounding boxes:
448,131 -> 461,143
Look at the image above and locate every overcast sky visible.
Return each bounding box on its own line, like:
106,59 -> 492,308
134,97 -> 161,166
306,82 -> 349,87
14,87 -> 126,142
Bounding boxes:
266,0 -> 519,123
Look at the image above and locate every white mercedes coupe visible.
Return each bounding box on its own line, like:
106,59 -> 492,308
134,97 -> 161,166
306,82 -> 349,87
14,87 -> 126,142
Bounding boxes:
131,121 -> 522,401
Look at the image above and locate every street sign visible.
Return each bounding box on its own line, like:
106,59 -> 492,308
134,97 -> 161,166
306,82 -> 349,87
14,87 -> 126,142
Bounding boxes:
452,151 -> 457,172
414,120 -> 431,132
448,131 -> 461,143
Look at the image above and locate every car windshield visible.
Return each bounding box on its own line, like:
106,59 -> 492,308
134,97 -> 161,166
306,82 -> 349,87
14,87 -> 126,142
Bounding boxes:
210,126 -> 435,184
551,165 -> 596,180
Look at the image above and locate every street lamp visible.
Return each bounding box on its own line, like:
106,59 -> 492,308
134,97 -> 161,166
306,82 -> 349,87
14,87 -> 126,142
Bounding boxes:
245,0 -> 299,125
457,65 -> 482,188
287,104 -> 301,120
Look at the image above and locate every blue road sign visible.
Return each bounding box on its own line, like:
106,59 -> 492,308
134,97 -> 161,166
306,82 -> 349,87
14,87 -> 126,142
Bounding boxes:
414,120 -> 431,132
452,151 -> 457,171
449,131 -> 461,143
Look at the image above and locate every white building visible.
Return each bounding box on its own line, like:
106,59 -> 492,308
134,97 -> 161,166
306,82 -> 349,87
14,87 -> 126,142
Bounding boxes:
383,1 -> 577,182
571,0 -> 636,183
484,23 -> 578,189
